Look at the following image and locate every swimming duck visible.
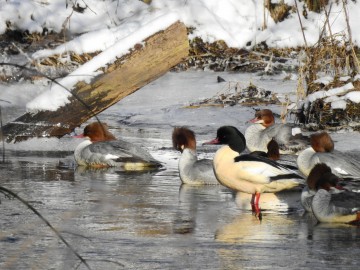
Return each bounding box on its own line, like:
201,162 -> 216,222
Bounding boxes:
297,131 -> 360,179
245,109 -> 309,154
205,126 -> 304,218
310,165 -> 360,224
301,163 -> 332,212
249,138 -> 280,161
74,122 -> 162,170
172,127 -> 219,185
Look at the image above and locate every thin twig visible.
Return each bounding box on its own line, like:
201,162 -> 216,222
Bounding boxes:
0,107 -> 4,162
342,0 -> 360,73
0,185 -> 92,270
294,0 -> 308,48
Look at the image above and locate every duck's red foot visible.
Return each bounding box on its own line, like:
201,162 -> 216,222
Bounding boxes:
347,212 -> 360,226
251,193 -> 262,221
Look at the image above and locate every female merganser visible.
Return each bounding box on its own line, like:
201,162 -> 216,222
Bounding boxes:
245,109 -> 309,154
172,127 -> 219,185
310,166 -> 360,224
205,126 -> 304,218
74,122 -> 162,170
301,163 -> 332,212
297,131 -> 360,179
249,138 -> 280,161
250,138 -> 300,171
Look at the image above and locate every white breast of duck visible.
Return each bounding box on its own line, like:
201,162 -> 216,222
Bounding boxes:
74,140 -> 93,166
179,148 -> 218,185
301,186 -> 316,212
297,147 -> 319,176
213,145 -> 303,194
312,189 -> 357,223
245,124 -> 268,152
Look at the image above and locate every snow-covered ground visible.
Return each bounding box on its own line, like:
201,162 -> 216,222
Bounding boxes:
1,0 -> 359,50
1,0 -> 360,111
1,0 -> 360,153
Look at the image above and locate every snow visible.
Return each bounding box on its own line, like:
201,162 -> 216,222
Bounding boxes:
314,76 -> 334,86
26,12 -> 180,111
2,1 -> 360,153
306,82 -> 360,108
330,99 -> 347,110
345,91 -> 360,103
1,0 -> 360,53
1,0 -> 360,112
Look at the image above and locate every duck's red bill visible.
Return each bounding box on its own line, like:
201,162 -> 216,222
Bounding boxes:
203,138 -> 220,145
73,133 -> 85,138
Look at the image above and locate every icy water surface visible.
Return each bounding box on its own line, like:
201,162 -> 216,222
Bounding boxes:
1,131 -> 360,270
1,71 -> 360,269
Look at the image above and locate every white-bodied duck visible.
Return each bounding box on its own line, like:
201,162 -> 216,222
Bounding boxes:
297,131 -> 360,179
205,126 -> 304,218
74,122 -> 162,170
172,127 -> 219,185
245,109 -> 309,154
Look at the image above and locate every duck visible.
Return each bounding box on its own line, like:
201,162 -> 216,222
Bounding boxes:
249,138 -> 280,161
204,126 -> 305,218
297,131 -> 360,179
74,122 -> 162,170
310,165 -> 360,224
250,138 -> 300,171
172,127 -> 219,185
301,163 -> 333,212
245,109 -> 309,154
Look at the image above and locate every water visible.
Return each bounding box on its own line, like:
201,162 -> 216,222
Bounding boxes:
1,71 -> 360,269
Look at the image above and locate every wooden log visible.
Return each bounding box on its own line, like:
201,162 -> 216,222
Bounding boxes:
1,21 -> 189,143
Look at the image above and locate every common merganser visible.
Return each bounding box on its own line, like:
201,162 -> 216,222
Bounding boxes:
74,122 -> 162,170
297,131 -> 360,179
172,127 -> 219,185
310,166 -> 360,224
205,126 -> 304,218
301,163 -> 332,212
249,138 -> 280,161
245,109 -> 309,154
250,138 -> 300,171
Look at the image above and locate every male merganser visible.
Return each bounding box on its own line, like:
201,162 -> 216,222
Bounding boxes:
310,166 -> 360,224
172,127 -> 219,185
245,109 -> 309,154
74,122 -> 162,170
297,131 -> 360,179
205,126 -> 304,218
301,163 -> 332,212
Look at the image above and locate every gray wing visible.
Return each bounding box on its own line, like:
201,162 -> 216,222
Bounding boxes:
317,151 -> 360,179
194,159 -> 213,173
331,190 -> 360,209
269,124 -> 309,151
193,158 -> 218,184
265,124 -> 292,144
88,140 -> 160,164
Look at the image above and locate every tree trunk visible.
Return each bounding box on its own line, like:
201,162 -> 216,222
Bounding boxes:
1,21 -> 189,143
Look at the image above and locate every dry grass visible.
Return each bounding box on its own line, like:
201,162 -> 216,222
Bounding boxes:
299,33 -> 360,130
304,34 -> 358,95
265,0 -> 294,23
